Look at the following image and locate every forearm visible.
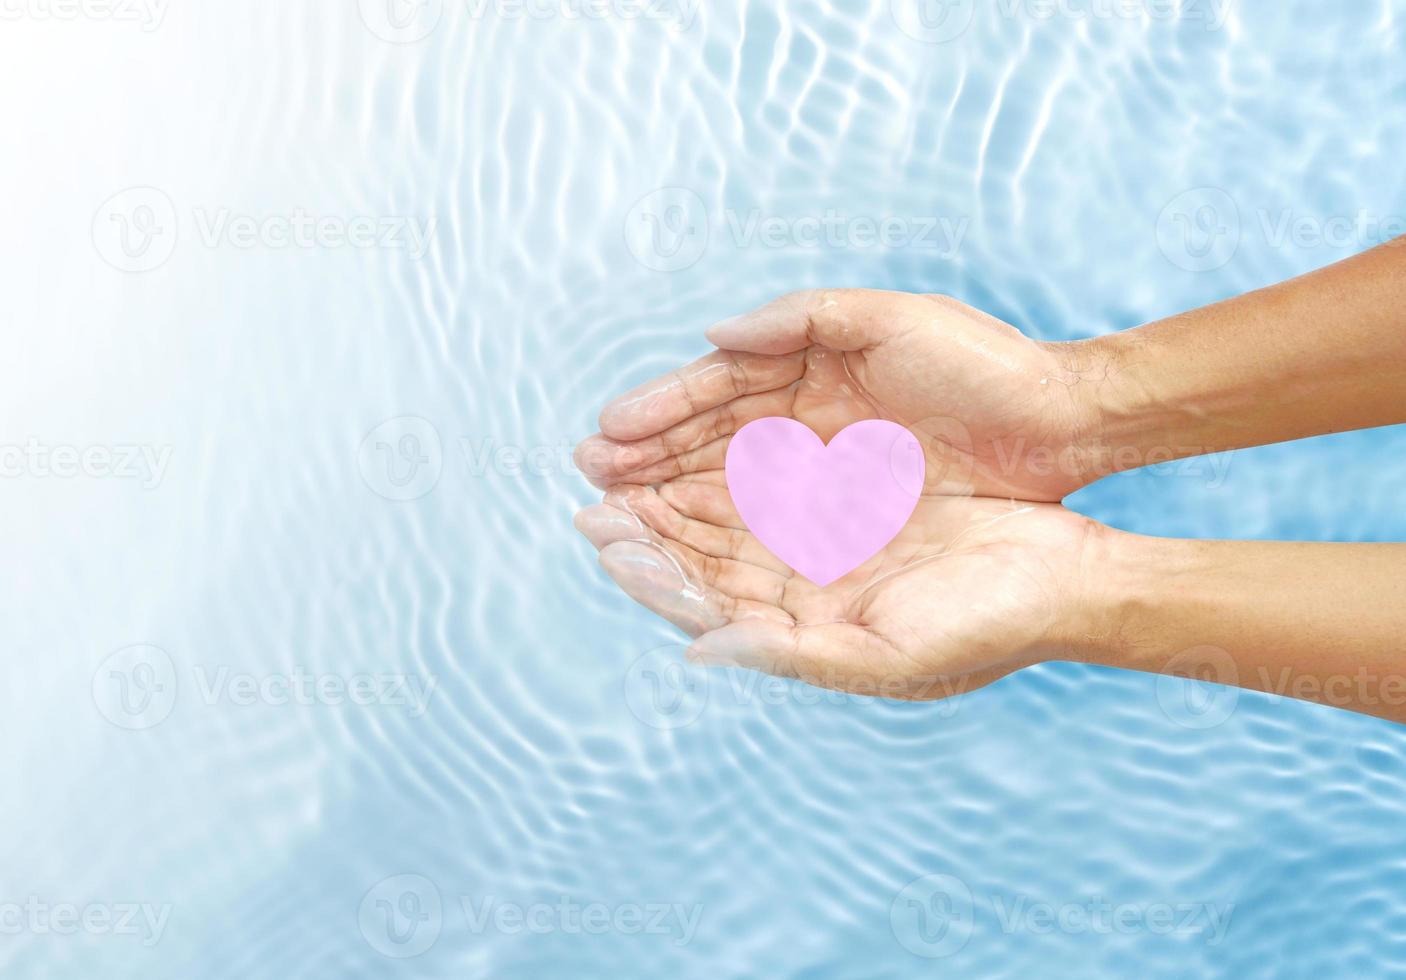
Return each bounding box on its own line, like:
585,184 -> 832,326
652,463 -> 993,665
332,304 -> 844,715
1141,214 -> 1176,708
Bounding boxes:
1065,237 -> 1406,479
1068,531 -> 1406,723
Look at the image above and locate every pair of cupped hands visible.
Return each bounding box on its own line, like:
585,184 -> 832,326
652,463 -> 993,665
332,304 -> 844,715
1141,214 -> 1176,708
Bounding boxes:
574,289 -> 1114,700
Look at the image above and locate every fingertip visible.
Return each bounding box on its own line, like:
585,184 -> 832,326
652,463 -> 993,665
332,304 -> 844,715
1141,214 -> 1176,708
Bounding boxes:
687,620 -> 788,669
574,503 -> 646,550
596,405 -> 632,442
706,292 -> 817,354
604,480 -> 658,508
702,313 -> 747,348
598,381 -> 677,442
685,631 -> 734,667
597,540 -> 684,593
573,434 -> 613,482
705,311 -> 797,355
598,541 -> 726,637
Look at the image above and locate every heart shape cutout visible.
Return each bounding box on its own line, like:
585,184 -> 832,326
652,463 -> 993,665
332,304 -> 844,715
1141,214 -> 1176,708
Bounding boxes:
724,418 -> 925,587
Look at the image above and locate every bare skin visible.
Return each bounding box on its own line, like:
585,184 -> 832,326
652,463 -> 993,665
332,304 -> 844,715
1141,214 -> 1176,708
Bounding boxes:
575,290 -> 1100,502
576,239 -> 1406,723
576,480 -> 1101,700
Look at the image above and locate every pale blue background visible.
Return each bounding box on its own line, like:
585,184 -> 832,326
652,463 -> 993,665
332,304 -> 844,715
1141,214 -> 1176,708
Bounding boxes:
1,0 -> 1405,976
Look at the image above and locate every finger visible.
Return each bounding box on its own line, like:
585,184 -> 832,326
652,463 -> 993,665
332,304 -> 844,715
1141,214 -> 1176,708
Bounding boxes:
575,386 -> 795,488
606,484 -> 792,579
656,474 -> 743,529
704,288 -> 924,355
597,434 -> 729,488
580,495 -> 793,612
598,350 -> 804,442
597,541 -> 789,637
605,492 -> 790,605
686,620 -> 914,696
572,503 -> 649,550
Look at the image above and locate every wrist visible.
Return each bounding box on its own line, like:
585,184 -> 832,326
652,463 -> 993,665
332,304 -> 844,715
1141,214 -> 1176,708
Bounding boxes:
1046,522 -> 1196,668
1041,335 -> 1136,490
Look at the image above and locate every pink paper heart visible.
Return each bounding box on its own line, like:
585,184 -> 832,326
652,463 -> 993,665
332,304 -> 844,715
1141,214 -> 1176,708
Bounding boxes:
724,418 -> 925,587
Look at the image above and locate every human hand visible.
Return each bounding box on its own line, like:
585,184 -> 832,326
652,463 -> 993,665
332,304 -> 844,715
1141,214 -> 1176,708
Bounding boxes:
574,473 -> 1111,699
575,289 -> 1106,502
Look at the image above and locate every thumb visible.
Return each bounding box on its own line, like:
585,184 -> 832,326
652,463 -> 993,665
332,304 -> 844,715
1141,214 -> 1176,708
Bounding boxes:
704,288 -> 917,355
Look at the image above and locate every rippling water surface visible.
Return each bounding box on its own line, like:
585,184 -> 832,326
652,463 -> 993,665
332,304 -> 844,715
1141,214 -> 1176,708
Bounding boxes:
3,1 -> 1406,976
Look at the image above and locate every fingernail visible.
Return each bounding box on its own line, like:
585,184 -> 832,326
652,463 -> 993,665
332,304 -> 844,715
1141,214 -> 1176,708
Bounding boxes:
704,313 -> 750,346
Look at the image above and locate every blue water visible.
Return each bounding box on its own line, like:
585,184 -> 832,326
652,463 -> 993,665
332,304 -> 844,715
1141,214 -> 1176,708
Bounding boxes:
3,0 -> 1406,976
